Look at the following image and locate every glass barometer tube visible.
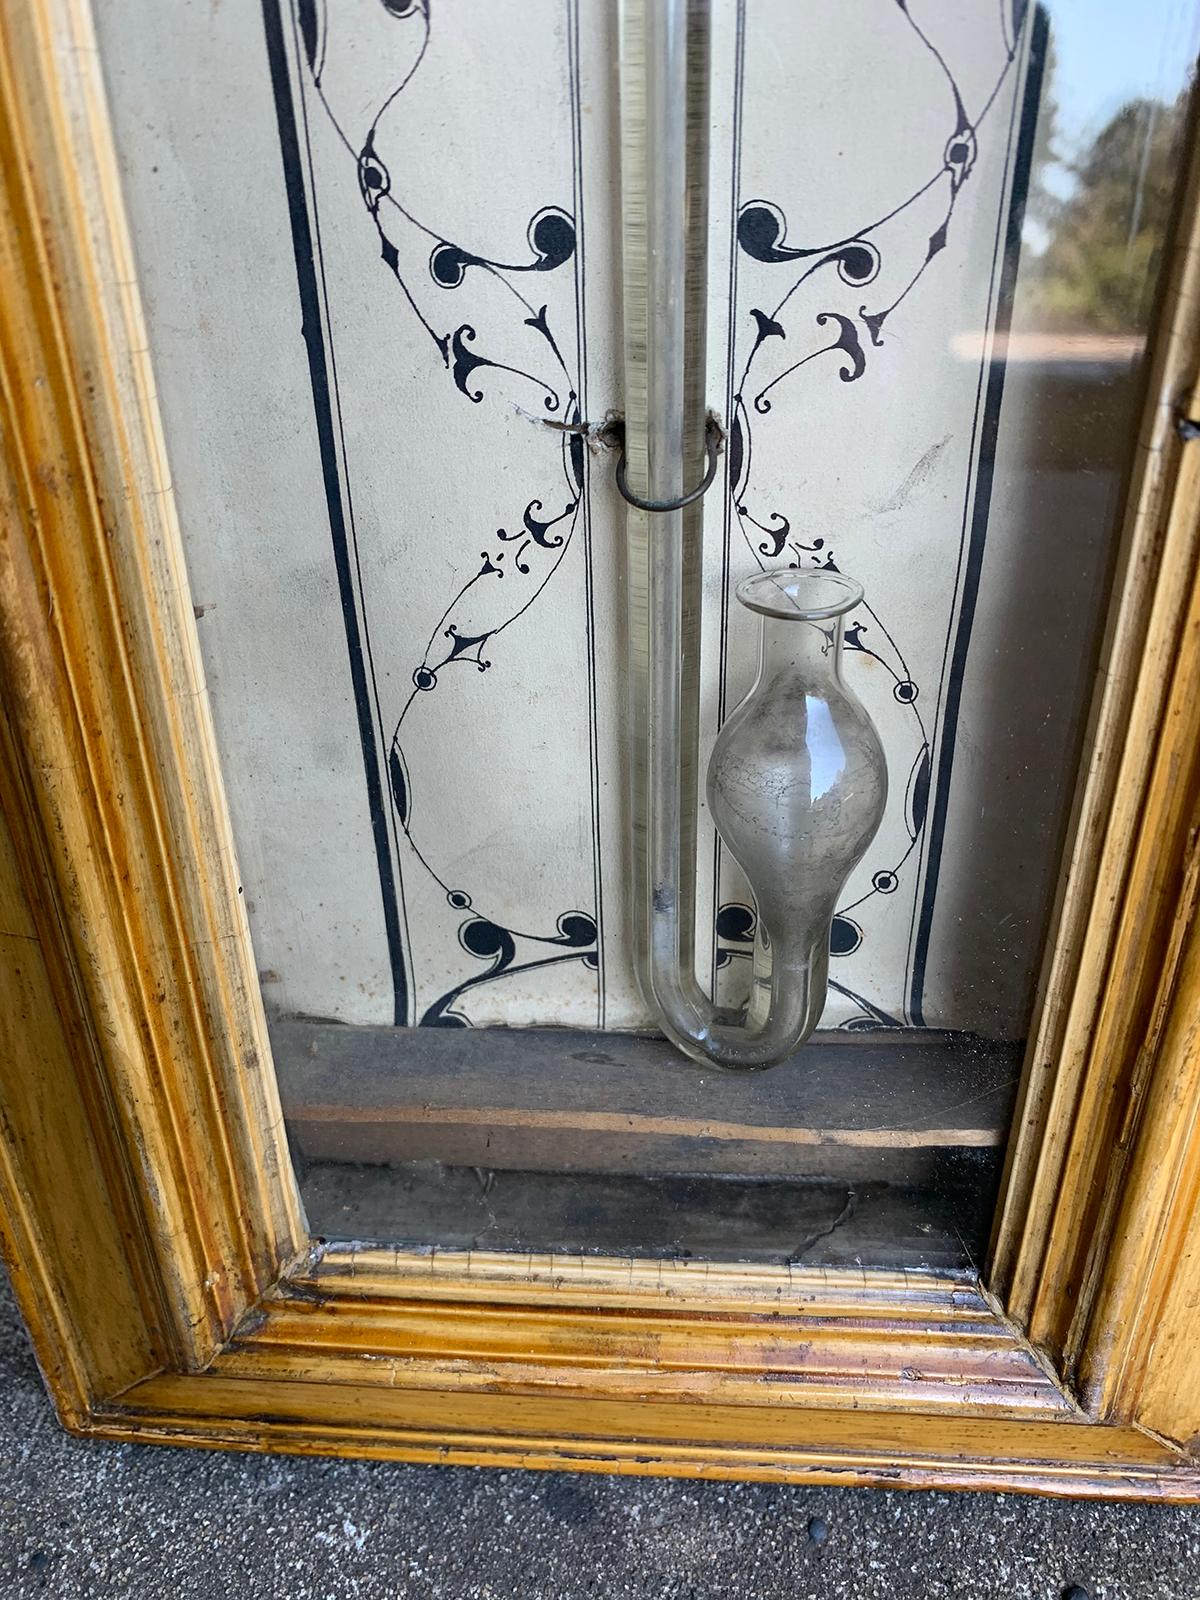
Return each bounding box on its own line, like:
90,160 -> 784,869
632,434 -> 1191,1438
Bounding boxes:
620,0 -> 887,1069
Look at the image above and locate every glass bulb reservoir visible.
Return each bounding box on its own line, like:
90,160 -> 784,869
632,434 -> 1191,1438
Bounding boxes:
639,563 -> 887,1071
705,569 -> 888,1059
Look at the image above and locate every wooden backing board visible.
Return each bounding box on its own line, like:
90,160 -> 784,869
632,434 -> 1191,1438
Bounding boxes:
273,1020 -> 1021,1182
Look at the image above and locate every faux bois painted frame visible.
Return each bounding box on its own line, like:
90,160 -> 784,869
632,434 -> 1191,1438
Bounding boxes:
2,0 -> 1200,1497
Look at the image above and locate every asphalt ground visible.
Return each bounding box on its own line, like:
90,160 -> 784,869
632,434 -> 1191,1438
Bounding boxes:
0,1272 -> 1197,1599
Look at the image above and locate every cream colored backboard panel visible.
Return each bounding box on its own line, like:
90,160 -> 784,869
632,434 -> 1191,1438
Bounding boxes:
93,0 -> 1197,1040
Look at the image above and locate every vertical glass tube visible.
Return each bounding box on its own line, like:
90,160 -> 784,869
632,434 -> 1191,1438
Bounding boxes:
618,0 -> 701,1011
641,0 -> 697,1054
619,0 -> 708,1051
643,1 -> 688,509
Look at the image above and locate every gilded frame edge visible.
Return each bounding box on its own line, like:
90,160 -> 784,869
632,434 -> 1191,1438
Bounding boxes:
0,0 -> 307,1375
988,76 -> 1200,1367
0,0 -> 1199,1493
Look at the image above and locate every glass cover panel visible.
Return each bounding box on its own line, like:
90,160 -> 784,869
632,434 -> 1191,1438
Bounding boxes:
94,0 -> 1200,1269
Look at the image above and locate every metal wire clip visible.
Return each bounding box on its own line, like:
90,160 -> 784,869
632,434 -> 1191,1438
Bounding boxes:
613,415 -> 723,513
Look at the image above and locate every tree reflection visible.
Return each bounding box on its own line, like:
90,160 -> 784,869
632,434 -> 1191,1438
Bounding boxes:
1025,90 -> 1186,334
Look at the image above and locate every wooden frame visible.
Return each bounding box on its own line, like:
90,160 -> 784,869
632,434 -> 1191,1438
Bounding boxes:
2,0 -> 1200,1495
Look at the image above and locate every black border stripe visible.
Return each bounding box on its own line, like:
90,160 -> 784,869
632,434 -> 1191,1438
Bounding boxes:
568,0 -> 605,1028
908,5 -> 1049,1024
261,0 -> 409,1025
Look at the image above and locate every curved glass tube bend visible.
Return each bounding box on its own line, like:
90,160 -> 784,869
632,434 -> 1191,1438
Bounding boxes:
622,0 -> 886,1069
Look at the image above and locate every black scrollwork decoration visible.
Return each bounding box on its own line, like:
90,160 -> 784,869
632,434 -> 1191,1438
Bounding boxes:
295,0 -> 598,1025
722,0 -> 1029,1025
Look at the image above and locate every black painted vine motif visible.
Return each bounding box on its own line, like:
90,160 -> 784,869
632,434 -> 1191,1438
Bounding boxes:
295,0 -> 596,1025
724,0 -> 1028,1028
288,0 -> 1029,1032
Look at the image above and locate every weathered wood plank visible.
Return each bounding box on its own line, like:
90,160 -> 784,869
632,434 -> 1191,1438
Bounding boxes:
274,1020 -> 1020,1182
